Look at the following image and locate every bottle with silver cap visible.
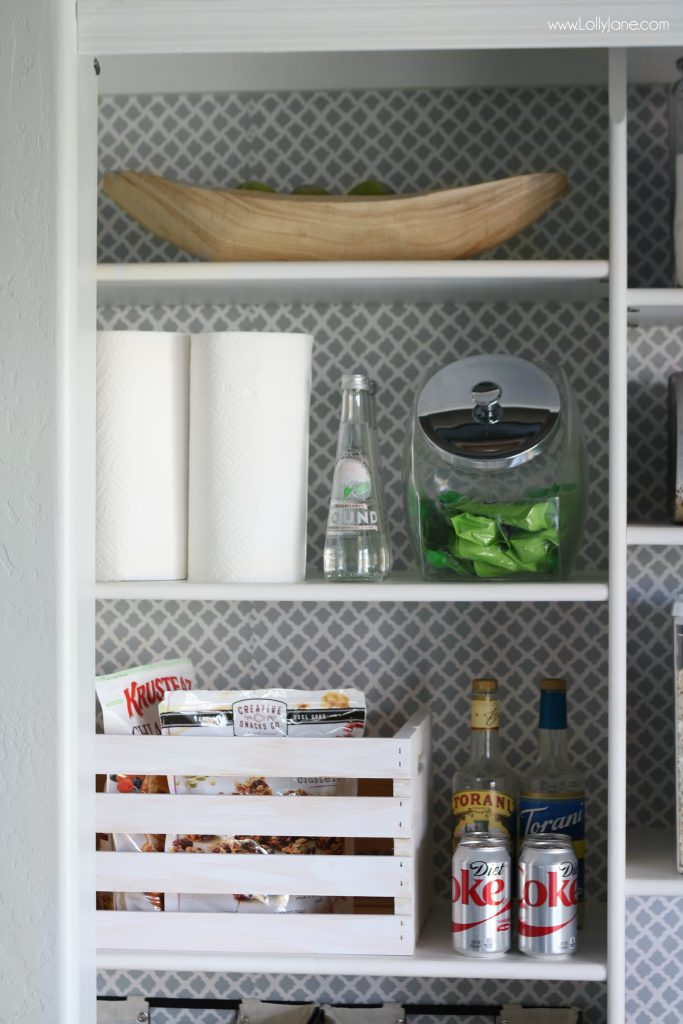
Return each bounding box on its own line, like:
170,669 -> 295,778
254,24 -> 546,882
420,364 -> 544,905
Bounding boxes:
324,374 -> 392,581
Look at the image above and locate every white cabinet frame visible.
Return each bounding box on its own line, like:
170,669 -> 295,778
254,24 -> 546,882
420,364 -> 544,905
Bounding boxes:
58,7 -> 683,1022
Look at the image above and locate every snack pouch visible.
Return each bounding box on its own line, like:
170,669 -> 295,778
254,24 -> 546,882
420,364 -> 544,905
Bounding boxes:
159,688 -> 367,914
95,658 -> 195,911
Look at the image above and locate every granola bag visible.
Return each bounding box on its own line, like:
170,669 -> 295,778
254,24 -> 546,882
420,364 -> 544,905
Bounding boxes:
159,688 -> 367,913
95,658 -> 195,911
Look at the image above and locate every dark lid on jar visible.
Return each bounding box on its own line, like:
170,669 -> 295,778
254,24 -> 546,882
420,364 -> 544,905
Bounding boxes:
417,354 -> 561,470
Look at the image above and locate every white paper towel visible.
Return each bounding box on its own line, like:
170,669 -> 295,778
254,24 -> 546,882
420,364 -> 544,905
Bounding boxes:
96,331 -> 190,580
675,153 -> 683,287
188,331 -> 312,583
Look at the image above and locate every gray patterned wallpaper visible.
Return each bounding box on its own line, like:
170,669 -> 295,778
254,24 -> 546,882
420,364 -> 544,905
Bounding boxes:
627,546 -> 680,830
96,598 -> 608,901
627,324 -> 683,524
628,84 -> 673,289
97,301 -> 609,575
97,978 -> 606,1024
626,897 -> 683,1024
92,78 -> 652,1017
97,85 -> 608,265
97,82 -> 677,289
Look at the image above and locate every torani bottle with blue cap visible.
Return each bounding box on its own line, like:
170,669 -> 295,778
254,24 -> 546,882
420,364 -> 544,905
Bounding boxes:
520,678 -> 585,925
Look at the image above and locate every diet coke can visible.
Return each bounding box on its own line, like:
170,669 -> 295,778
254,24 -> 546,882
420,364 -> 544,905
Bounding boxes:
452,832 -> 511,957
518,834 -> 578,958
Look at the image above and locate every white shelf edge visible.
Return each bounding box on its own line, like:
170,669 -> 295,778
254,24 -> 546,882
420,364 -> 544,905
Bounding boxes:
77,0 -> 683,56
96,903 -> 607,981
626,829 -> 683,896
96,260 -> 609,306
627,524 -> 683,546
95,573 -> 609,603
627,288 -> 683,327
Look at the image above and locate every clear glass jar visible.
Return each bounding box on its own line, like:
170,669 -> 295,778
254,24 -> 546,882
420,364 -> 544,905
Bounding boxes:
403,355 -> 587,581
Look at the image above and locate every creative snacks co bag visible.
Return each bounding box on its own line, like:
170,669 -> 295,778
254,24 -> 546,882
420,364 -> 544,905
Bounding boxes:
158,688 -> 367,914
95,658 -> 195,911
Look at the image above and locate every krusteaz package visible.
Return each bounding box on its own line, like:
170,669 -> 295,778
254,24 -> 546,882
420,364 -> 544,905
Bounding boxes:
95,658 -> 195,910
159,688 -> 367,913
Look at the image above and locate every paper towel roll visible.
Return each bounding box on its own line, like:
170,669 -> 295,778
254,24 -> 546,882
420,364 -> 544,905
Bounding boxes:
188,331 -> 313,583
96,331 -> 190,580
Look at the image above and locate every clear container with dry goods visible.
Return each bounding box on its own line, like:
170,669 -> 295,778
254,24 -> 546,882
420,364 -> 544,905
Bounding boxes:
403,354 -> 587,581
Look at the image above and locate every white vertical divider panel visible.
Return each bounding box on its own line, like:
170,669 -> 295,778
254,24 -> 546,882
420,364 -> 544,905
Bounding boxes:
608,48 -> 628,1024
0,4 -> 95,1024
62,52 -> 98,1024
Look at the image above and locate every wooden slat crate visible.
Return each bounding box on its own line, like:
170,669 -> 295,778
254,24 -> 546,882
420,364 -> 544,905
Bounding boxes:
95,708 -> 431,957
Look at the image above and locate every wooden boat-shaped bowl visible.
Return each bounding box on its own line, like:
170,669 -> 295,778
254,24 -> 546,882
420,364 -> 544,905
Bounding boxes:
103,170 -> 567,262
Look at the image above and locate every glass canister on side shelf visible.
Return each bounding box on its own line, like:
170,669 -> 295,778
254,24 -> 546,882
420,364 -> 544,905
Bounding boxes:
671,56 -> 683,286
324,374 -> 392,581
404,354 -> 587,581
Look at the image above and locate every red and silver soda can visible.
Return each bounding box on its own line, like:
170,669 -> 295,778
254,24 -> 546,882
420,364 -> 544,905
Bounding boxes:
452,832 -> 512,957
518,833 -> 578,958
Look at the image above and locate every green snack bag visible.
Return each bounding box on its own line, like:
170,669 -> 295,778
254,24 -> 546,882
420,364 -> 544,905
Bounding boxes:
456,537 -> 521,572
510,528 -> 559,565
498,500 -> 556,533
473,559 -> 517,578
451,512 -> 499,546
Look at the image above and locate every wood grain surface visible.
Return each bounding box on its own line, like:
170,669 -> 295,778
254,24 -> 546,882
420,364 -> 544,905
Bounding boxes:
103,170 -> 567,261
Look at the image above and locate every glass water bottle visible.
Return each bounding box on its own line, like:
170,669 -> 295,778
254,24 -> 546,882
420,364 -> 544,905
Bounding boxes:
324,374 -> 392,581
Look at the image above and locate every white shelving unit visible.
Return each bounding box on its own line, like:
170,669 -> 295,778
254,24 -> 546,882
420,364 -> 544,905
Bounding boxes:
626,829 -> 683,896
95,574 -> 609,603
16,11 -> 673,1024
97,260 -> 609,306
97,904 -> 608,981
86,34 -> 625,1021
627,524 -> 683,545
627,288 -> 683,327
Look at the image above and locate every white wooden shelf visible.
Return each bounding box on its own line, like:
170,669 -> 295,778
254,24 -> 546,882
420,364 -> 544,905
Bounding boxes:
626,829 -> 683,896
77,0 -> 683,55
97,902 -> 607,980
95,572 -> 609,603
627,524 -> 683,545
627,289 -> 683,327
97,260 -> 609,307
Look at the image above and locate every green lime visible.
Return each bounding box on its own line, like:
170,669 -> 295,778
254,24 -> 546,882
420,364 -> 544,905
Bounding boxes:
347,179 -> 396,196
291,184 -> 330,195
236,180 -> 276,192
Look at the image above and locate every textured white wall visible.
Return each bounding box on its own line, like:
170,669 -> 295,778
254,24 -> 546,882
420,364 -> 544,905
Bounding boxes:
0,2 -> 84,1021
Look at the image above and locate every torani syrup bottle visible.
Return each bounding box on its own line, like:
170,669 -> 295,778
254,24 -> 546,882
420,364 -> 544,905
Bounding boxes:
452,678 -> 518,850
520,677 -> 585,926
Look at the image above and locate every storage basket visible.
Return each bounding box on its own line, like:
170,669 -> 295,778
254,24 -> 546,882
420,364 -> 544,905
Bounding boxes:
95,709 -> 431,956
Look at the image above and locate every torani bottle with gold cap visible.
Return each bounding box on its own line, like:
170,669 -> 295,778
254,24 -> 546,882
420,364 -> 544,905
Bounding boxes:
452,678 -> 518,850
520,678 -> 585,924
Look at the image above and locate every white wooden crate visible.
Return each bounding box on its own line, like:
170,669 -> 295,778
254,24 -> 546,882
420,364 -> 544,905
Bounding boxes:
96,708 -> 431,957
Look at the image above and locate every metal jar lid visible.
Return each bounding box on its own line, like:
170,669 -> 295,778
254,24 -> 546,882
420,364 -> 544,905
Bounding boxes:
417,354 -> 561,470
